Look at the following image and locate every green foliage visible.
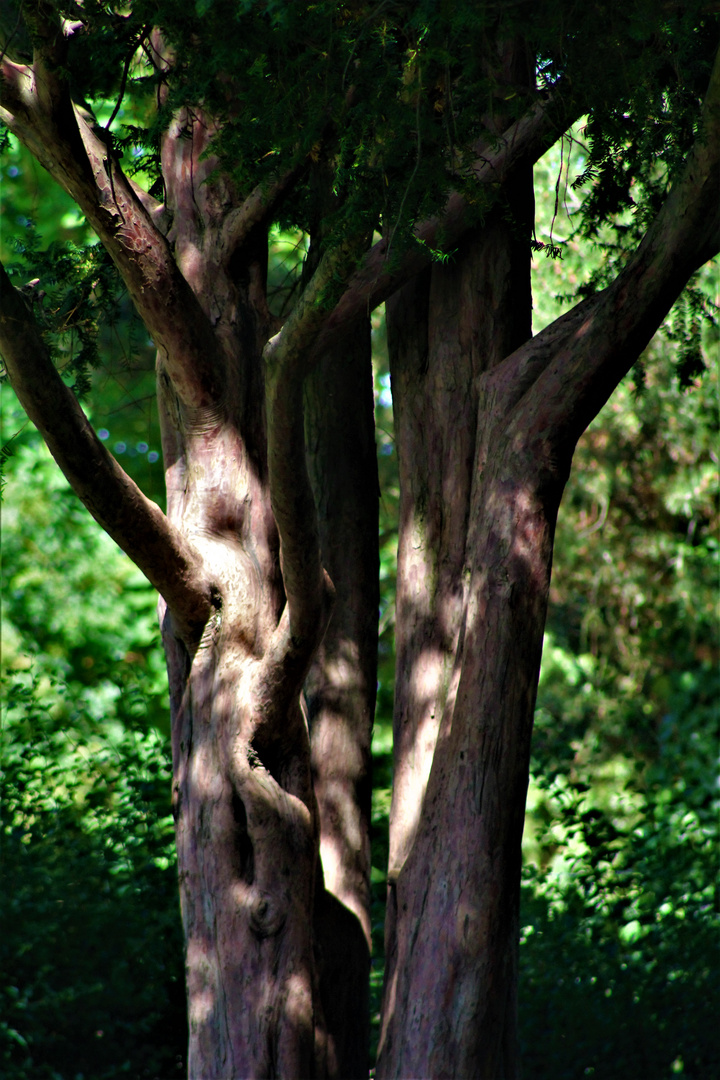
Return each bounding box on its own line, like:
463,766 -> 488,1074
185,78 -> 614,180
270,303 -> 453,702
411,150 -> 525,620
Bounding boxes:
1,391 -> 181,1078
519,668 -> 719,1079
0,166 -> 157,416
533,122 -> 720,383
5,1 -> 712,262
1,389 -> 169,725
5,227 -> 119,399
155,0 -> 715,254
369,305 -> 396,1060
0,137 -> 88,262
520,142 -> 719,1077
0,135 -> 165,506
1,673 -> 186,1080
529,270 -> 718,789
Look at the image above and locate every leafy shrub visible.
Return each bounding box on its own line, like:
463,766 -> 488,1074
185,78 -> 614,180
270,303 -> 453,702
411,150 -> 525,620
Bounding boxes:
0,673 -> 186,1080
520,664 -> 720,1080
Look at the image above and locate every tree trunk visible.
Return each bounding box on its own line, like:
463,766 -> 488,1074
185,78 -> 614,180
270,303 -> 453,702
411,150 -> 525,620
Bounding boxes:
379,171 -> 537,1077
156,276 -> 323,1078
377,418 -> 568,1078
151,110 -> 325,1075
162,604 -> 321,1079
304,316 -> 378,1078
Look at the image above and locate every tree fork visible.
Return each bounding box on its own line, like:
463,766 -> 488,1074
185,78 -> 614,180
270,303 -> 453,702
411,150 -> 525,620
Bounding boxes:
378,37 -> 720,1080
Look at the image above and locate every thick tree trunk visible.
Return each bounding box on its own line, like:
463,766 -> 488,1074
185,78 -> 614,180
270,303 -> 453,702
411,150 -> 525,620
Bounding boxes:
156,280 -> 325,1075
132,83 -> 383,1073
162,605 -> 321,1079
379,172 -> 536,1077
157,320 -> 377,1077
378,438 -> 567,1079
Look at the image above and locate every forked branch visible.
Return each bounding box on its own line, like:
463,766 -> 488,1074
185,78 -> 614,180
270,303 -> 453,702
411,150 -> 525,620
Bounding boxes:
315,79 -> 580,352
218,165 -> 305,268
0,263 -> 213,644
499,41 -> 720,451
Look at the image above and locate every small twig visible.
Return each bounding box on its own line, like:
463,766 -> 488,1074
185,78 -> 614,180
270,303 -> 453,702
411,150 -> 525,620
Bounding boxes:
549,132 -> 565,250
104,23 -> 152,132
0,0 -> 27,65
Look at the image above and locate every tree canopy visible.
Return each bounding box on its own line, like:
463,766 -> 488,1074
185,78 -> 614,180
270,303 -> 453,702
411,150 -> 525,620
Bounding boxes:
2,1 -> 718,381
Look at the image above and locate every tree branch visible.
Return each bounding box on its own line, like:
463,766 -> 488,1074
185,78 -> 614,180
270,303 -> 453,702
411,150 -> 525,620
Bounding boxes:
0,54 -> 220,410
261,237 -> 369,695
258,82 -> 578,692
501,41 -> 720,452
0,262 -> 213,644
217,165 -> 304,267
314,80 -> 580,351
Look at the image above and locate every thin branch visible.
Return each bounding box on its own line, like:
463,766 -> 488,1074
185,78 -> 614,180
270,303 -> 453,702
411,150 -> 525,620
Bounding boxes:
501,40 -> 720,451
103,23 -> 152,135
218,164 -> 305,266
215,99 -> 358,269
0,262 -> 213,644
127,175 -> 170,233
470,42 -> 720,474
0,0 -> 31,64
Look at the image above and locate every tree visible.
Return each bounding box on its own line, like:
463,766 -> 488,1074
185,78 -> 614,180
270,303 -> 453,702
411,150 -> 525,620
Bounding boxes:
1,3 -> 718,1077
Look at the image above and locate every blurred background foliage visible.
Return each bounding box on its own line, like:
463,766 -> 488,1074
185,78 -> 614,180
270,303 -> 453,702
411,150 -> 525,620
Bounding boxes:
1,107 -> 718,1080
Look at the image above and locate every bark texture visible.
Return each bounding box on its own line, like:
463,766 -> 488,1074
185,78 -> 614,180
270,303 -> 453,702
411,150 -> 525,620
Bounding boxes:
154,105 -> 326,1078
380,42 -> 537,1073
377,42 -> 720,1080
2,9 -> 719,1078
380,171 -> 535,1079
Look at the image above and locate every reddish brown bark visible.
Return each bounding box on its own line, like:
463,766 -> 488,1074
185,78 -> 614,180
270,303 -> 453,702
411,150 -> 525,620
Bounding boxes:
379,169 -> 535,1078
379,42 -> 537,1071
376,44 -> 720,1080
2,9 -> 719,1077
153,99 -> 348,1077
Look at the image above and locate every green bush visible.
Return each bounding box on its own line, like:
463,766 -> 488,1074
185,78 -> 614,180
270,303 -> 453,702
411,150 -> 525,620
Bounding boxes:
0,673 -> 186,1080
520,665 -> 720,1080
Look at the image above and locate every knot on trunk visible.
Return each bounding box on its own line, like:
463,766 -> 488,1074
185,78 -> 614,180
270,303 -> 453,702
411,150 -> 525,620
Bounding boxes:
250,891 -> 287,939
